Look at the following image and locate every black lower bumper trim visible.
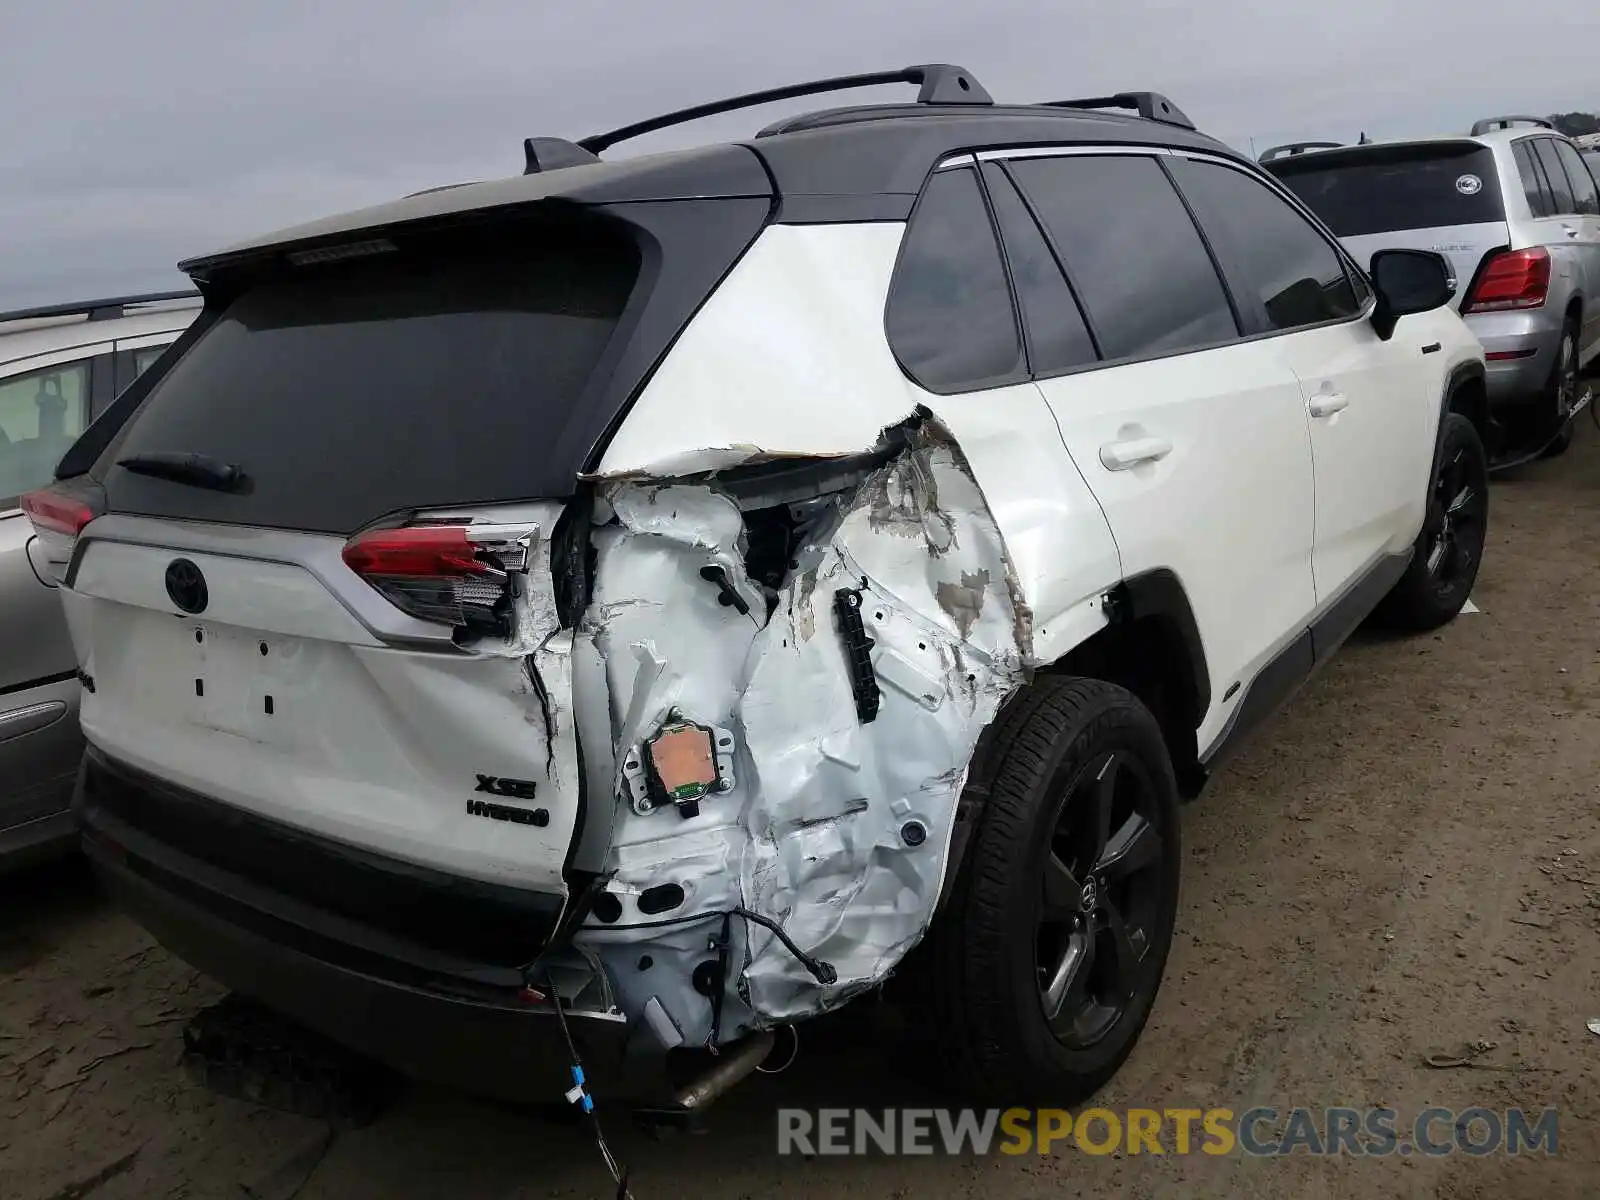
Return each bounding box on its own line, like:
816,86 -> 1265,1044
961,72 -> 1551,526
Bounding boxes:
72,748 -> 638,1100
78,748 -> 564,968
85,830 -> 626,1100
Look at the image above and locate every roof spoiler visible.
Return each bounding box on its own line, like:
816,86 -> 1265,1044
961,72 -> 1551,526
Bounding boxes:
0,289 -> 201,325
1258,140 -> 1345,164
1470,115 -> 1554,135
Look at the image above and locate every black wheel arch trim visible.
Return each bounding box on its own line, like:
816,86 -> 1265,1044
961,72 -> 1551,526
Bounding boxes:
1103,567 -> 1211,724
938,568 -> 1210,910
1439,359 -> 1489,452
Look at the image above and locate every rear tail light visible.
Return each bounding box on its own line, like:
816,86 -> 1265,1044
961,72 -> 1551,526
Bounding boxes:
20,482 -> 105,584
341,521 -> 535,639
1463,248 -> 1550,313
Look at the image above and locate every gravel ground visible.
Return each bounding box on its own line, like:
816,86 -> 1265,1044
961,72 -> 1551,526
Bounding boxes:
3,420 -> 1598,1200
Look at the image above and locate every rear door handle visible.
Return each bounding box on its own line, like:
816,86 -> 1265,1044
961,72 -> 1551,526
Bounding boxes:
1562,225 -> 1580,238
1098,435 -> 1173,471
1307,392 -> 1349,418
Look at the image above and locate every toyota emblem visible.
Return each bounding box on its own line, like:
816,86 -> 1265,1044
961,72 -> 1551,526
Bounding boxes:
164,558 -> 209,614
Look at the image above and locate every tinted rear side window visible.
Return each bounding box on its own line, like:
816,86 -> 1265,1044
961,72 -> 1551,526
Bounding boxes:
100,218 -> 640,534
1554,140 -> 1599,215
980,162 -> 1098,376
1008,155 -> 1239,361
1169,157 -> 1361,332
886,166 -> 1024,392
1513,141 -> 1555,217
1270,144 -> 1505,236
1532,140 -> 1575,214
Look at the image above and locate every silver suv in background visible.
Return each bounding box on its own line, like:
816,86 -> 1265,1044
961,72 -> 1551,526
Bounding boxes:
1,290 -> 201,870
1583,145 -> 1600,188
1263,117 -> 1600,464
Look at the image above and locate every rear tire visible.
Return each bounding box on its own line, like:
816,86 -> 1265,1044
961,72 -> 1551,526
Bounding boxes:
1376,413 -> 1489,632
921,676 -> 1181,1106
1539,321 -> 1579,459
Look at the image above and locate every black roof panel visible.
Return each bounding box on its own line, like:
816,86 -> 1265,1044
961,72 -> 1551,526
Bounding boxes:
179,103 -> 1244,275
747,105 -> 1239,200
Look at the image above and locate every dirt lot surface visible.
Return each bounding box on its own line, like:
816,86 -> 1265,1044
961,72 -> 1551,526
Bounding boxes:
4,424 -> 1599,1200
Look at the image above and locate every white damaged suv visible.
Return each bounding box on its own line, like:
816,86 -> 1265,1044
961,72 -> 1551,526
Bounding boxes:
26,67 -> 1487,1112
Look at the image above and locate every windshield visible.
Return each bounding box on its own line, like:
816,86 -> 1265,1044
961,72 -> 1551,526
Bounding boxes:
1269,143 -> 1505,237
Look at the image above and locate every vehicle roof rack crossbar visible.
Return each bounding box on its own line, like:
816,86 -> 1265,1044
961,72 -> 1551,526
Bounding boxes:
1470,115 -> 1554,135
1257,140 -> 1345,163
576,63 -> 992,154
523,137 -> 602,175
0,289 -> 202,326
1043,92 -> 1195,130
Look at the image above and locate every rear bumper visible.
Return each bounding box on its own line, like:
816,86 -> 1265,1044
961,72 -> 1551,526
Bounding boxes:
1463,307 -> 1564,406
77,748 -> 628,1100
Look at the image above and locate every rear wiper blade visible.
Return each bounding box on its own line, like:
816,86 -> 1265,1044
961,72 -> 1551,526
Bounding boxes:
116,451 -> 249,493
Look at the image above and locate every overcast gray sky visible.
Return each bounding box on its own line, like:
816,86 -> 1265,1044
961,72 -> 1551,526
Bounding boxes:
3,0 -> 1595,308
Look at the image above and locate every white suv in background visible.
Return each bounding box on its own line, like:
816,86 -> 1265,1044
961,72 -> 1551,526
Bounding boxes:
1,291 -> 200,870
25,67 -> 1487,1121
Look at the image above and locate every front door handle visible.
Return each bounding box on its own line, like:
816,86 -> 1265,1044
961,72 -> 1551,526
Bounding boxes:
1307,392 -> 1349,418
1099,435 -> 1173,471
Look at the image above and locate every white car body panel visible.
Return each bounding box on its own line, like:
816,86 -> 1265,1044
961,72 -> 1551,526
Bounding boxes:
1268,309 -> 1450,600
1034,343 -> 1317,750
601,222 -> 1125,668
62,502 -> 581,892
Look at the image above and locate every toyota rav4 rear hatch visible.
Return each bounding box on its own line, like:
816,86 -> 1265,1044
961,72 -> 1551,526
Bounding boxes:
31,185 -> 771,950
1268,140 -> 1508,310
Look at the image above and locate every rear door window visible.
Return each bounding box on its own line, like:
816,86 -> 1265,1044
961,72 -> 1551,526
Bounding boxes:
1169,157 -> 1362,332
1269,144 -> 1506,235
100,216 -> 642,534
1007,154 -> 1239,361
0,359 -> 89,505
1532,139 -> 1576,214
979,162 -> 1099,376
886,166 -> 1026,392
1514,141 -> 1555,217
1553,140 -> 1599,215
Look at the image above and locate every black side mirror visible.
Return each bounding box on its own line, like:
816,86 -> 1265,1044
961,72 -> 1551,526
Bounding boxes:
1369,249 -> 1456,340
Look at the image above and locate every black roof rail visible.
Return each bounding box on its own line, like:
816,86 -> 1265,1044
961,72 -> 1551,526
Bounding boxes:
1043,92 -> 1194,130
575,63 -> 991,154
1470,115 -> 1554,136
0,289 -> 201,326
1258,140 -> 1345,163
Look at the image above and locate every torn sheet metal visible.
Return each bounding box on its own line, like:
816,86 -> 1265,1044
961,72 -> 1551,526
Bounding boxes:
572,424 -> 1026,1045
734,431 -> 1026,1021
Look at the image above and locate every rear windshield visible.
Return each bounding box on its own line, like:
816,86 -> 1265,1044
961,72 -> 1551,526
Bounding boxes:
100,217 -> 640,534
1269,144 -> 1505,237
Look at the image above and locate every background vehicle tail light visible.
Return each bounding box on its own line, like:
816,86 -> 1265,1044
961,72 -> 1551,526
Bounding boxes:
20,482 -> 104,584
1463,248 -> 1550,313
341,522 -> 534,638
